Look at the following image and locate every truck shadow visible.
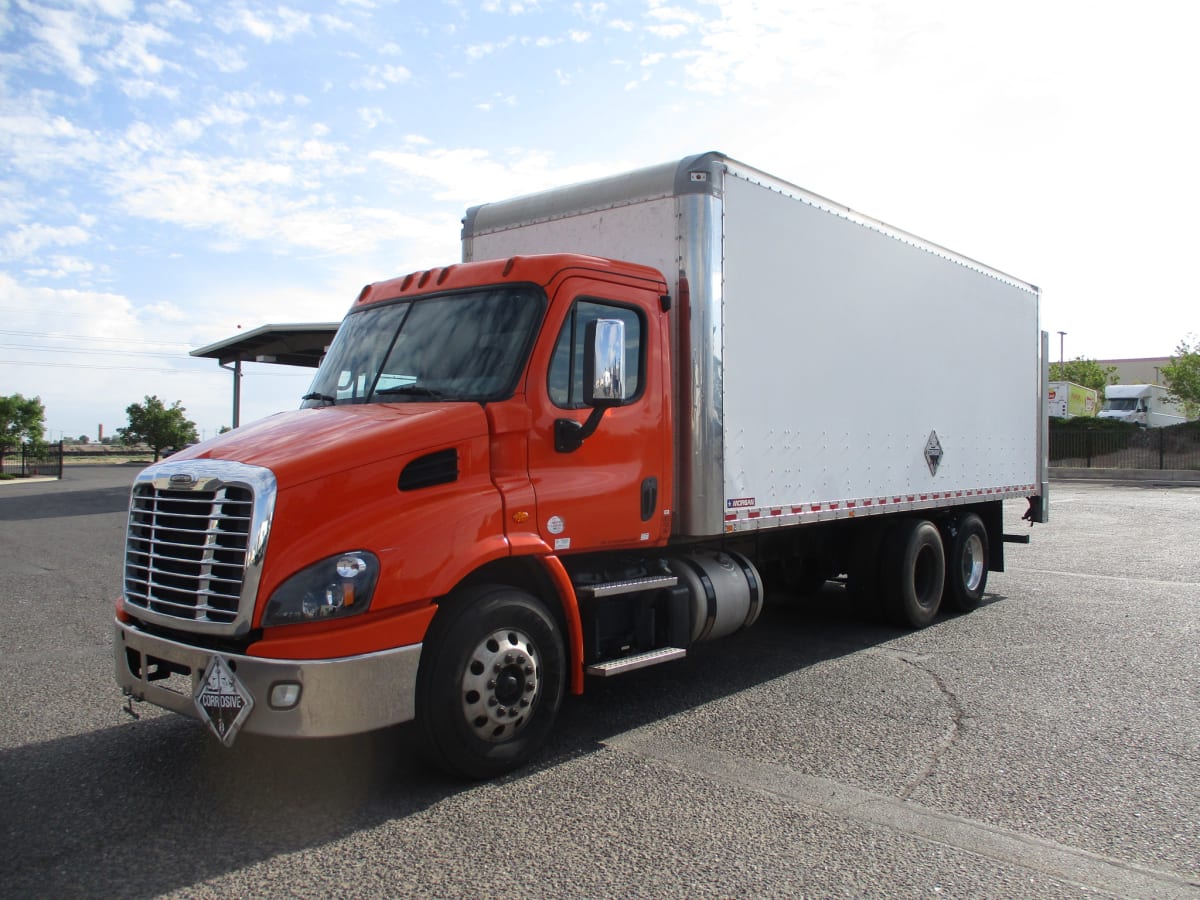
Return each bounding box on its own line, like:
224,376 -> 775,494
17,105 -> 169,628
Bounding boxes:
0,587 -> 1004,897
0,485 -> 131,520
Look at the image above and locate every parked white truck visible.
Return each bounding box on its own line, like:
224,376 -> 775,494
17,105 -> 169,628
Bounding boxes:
116,152 -> 1048,777
1098,384 -> 1185,427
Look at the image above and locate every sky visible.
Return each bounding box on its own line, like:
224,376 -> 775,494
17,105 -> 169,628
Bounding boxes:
2,0 -> 1197,441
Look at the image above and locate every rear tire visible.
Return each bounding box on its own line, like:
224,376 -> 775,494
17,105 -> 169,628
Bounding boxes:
942,513 -> 989,612
881,519 -> 945,629
416,584 -> 566,779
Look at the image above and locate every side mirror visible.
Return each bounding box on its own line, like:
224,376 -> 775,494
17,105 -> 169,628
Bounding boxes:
556,318 -> 626,452
584,318 -> 626,408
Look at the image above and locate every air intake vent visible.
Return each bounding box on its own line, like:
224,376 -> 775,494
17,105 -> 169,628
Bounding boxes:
399,448 -> 459,491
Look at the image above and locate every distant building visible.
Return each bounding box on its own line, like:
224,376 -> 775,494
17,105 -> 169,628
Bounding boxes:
1096,357 -> 1172,385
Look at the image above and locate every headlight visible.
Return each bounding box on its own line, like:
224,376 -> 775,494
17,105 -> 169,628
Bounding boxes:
262,551 -> 380,627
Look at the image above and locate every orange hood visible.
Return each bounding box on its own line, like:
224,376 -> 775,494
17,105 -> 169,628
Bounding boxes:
173,404 -> 490,488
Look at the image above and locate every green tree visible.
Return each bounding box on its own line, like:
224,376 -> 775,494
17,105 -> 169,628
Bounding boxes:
119,395 -> 199,461
1161,336 -> 1200,420
1049,357 -> 1119,396
0,393 -> 46,462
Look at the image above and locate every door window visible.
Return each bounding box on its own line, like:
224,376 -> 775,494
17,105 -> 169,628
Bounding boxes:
548,300 -> 643,409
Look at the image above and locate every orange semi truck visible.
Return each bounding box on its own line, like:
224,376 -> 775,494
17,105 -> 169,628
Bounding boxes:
116,152 -> 1049,777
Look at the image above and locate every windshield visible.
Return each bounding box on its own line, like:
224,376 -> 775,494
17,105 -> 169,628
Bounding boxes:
301,285 -> 545,407
1102,398 -> 1139,412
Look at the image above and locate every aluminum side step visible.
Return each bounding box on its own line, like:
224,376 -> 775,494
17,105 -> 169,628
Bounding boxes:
585,647 -> 686,677
575,574 -> 678,599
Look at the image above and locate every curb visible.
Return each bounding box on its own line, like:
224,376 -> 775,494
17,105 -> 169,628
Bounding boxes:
1051,467 -> 1200,486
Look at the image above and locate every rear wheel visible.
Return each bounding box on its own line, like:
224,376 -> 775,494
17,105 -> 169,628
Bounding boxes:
416,584 -> 566,779
942,513 -> 989,612
881,519 -> 946,629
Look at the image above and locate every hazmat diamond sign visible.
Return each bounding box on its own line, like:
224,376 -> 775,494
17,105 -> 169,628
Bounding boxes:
924,431 -> 944,476
194,656 -> 254,747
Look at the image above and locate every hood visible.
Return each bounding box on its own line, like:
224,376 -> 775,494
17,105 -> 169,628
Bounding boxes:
171,404 -> 489,487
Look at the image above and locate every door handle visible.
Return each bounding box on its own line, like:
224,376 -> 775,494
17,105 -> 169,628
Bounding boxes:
641,477 -> 658,522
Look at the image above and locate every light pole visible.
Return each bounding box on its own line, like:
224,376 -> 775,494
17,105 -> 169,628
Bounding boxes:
1057,331 -> 1067,367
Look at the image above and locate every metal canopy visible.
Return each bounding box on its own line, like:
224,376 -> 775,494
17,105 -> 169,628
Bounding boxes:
191,323 -> 340,428
190,322 -> 340,369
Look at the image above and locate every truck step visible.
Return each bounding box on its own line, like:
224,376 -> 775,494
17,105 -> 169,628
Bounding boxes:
575,574 -> 678,599
585,647 -> 686,677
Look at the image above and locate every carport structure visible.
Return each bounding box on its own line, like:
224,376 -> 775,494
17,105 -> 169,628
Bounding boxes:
191,323 -> 339,428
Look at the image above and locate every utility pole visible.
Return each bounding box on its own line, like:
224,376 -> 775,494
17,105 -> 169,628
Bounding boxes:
1057,331 -> 1066,367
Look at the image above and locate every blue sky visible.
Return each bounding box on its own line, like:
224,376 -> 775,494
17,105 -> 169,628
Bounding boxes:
2,0 -> 1197,440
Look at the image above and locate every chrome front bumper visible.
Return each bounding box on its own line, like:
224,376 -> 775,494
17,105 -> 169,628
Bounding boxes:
115,619 -> 422,741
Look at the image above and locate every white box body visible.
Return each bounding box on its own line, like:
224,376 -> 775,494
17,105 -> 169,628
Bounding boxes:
463,153 -> 1045,537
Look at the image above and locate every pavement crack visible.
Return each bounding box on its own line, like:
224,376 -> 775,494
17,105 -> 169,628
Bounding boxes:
893,654 -> 965,801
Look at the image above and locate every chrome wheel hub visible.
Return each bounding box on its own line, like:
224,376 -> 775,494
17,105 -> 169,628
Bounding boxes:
461,628 -> 539,742
962,533 -> 985,591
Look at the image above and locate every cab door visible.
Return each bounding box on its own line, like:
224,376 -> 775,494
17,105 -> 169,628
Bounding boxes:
525,276 -> 672,553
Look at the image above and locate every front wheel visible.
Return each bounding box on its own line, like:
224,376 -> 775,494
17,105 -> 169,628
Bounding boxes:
415,584 -> 566,779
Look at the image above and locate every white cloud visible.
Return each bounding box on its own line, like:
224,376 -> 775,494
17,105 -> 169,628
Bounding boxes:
26,255 -> 97,279
378,63 -> 412,83
103,20 -> 174,76
482,0 -> 542,13
0,223 -> 90,261
367,146 -> 623,207
21,3 -> 103,86
220,5 -> 312,43
317,14 -> 353,33
120,77 -> 180,99
645,23 -> 687,38
295,139 -> 340,161
359,107 -> 388,129
466,36 -> 516,59
111,155 -> 294,239
193,40 -> 248,73
354,63 -> 412,90
146,0 -> 200,23
80,0 -> 136,16
0,104 -> 108,178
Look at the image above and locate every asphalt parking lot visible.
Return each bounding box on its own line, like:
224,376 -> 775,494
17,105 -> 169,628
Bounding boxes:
1,467 -> 1197,898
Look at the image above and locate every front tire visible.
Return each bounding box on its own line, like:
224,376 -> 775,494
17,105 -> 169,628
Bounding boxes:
416,584 -> 566,779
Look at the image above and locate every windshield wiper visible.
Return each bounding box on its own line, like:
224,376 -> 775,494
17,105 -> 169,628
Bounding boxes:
374,385 -> 444,400
301,392 -> 336,405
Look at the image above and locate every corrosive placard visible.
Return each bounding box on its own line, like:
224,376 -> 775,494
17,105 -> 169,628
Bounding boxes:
194,656 -> 254,747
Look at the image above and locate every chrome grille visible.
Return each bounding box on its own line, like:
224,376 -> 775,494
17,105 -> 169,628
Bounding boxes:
125,483 -> 253,625
122,461 -> 275,636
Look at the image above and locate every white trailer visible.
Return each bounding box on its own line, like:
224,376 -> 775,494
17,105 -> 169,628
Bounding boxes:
463,152 -> 1049,541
